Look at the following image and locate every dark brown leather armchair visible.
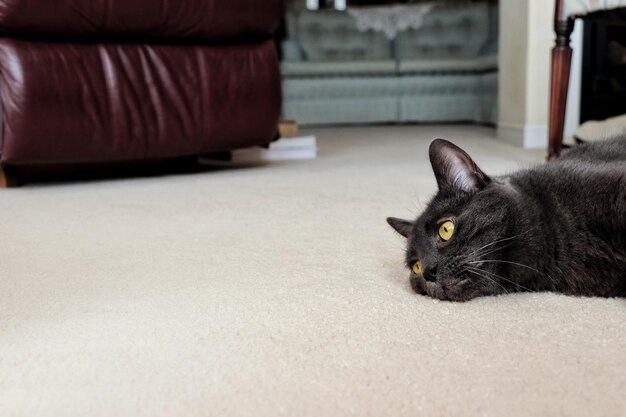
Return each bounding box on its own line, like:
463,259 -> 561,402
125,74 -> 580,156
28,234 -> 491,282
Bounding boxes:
0,0 -> 283,186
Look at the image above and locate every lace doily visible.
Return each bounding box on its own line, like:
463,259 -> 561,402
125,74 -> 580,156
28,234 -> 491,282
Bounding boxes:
347,4 -> 435,40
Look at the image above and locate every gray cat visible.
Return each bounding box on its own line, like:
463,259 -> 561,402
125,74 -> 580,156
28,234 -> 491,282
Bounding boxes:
387,138 -> 626,301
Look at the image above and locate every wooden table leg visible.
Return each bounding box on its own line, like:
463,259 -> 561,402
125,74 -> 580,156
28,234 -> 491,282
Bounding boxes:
0,166 -> 19,188
548,0 -> 575,160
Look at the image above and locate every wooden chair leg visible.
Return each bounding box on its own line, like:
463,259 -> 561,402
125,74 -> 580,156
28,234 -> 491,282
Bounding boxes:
0,166 -> 19,188
548,0 -> 575,160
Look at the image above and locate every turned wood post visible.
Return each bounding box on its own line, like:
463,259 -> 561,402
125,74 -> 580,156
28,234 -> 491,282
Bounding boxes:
548,0 -> 575,160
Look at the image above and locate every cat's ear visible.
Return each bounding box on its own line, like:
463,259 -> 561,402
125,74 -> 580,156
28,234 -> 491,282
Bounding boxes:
387,217 -> 413,238
429,138 -> 490,194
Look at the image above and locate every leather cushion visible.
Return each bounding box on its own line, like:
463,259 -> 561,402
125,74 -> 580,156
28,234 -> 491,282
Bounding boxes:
0,0 -> 283,41
0,39 -> 281,165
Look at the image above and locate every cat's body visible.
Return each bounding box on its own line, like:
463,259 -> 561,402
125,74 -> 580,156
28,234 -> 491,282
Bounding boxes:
387,138 -> 626,301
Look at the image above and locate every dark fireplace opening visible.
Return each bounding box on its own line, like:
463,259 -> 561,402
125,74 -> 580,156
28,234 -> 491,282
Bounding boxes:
581,8 -> 626,123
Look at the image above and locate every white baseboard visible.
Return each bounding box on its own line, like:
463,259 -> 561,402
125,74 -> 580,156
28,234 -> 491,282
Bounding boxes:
497,124 -> 548,149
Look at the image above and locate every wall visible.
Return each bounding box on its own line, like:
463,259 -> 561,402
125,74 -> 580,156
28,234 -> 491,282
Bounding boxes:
497,0 -> 528,130
497,0 -> 582,148
525,0 -> 553,127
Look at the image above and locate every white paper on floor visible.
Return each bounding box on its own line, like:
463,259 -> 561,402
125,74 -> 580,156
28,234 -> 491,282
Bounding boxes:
232,135 -> 317,161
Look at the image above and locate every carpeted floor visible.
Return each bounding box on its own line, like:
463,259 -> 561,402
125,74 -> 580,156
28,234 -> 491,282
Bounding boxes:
1,125 -> 624,417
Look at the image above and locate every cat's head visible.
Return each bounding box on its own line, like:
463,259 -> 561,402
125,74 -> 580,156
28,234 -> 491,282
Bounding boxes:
387,139 -> 523,301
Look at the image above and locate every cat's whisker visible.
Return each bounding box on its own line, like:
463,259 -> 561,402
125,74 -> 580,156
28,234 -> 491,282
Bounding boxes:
465,268 -> 509,295
466,266 -> 533,292
468,259 -> 555,286
466,268 -> 509,294
465,234 -> 521,256
465,232 -> 527,258
471,241 -> 515,259
467,259 -> 543,275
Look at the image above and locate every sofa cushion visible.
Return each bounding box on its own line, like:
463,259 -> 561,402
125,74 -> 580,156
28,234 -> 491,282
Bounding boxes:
398,55 -> 498,74
395,2 -> 496,60
281,60 -> 396,77
0,0 -> 282,41
0,39 -> 281,165
289,10 -> 391,61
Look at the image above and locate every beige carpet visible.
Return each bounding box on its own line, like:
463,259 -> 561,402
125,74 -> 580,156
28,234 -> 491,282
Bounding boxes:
1,125 -> 624,417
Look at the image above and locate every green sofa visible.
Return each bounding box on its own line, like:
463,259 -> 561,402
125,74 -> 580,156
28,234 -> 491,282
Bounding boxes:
281,2 -> 498,126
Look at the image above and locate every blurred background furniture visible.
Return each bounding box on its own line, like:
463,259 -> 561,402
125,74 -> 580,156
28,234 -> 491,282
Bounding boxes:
0,0 -> 283,186
280,1 -> 498,126
549,0 -> 626,158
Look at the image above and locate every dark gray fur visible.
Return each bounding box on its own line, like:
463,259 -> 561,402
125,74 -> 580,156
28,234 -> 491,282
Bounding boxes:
387,138 -> 626,301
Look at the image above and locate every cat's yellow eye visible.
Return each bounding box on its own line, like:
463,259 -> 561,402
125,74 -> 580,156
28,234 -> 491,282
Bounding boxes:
438,221 -> 455,241
412,261 -> 422,275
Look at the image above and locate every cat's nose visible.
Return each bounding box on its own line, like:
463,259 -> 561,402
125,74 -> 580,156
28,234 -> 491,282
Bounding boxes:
423,265 -> 438,282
